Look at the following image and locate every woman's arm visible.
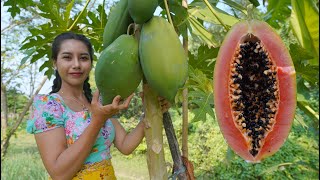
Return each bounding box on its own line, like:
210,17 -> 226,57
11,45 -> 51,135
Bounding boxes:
35,91 -> 133,180
111,118 -> 146,155
35,119 -> 104,180
112,96 -> 171,155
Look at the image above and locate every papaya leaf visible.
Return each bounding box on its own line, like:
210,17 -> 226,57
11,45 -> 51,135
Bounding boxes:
20,48 -> 36,66
297,78 -> 312,101
224,146 -> 236,165
290,0 -> 319,65
187,66 -> 215,122
3,0 -> 35,18
160,1 -> 188,39
294,113 -> 308,129
289,43 -> 319,86
187,16 -> 219,47
188,66 -> 213,93
158,0 -> 182,10
264,0 -> 291,29
40,60 -> 54,79
188,91 -> 214,122
3,0 -> 20,18
188,3 -> 239,26
189,0 -> 218,7
176,21 -> 189,40
248,0 -> 260,7
259,163 -> 293,175
188,44 -> 218,78
77,4 -> 107,53
297,101 -> 319,125
221,0 -> 246,11
170,3 -> 188,39
17,0 -> 34,9
63,0 -> 75,26
38,0 -> 65,28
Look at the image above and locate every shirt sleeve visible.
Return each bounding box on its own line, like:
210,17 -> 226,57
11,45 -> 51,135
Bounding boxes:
26,94 -> 65,134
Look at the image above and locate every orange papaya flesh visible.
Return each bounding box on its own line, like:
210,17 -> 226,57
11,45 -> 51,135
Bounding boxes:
213,20 -> 296,163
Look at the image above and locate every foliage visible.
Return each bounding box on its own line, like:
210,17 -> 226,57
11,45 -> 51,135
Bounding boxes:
6,88 -> 29,115
290,0 -> 319,65
108,83 -> 144,120
186,67 -> 215,122
264,0 -> 292,29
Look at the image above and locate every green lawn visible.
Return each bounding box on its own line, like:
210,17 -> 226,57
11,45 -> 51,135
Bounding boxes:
1,131 -> 149,180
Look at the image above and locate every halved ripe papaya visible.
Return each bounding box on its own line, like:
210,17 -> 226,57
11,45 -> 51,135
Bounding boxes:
213,20 -> 296,163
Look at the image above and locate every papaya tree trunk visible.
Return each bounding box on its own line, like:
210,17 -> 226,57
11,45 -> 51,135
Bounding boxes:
143,83 -> 168,179
134,23 -> 168,179
1,76 -> 47,159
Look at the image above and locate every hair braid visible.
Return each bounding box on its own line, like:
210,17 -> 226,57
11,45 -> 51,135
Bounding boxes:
50,70 -> 62,94
83,77 -> 92,103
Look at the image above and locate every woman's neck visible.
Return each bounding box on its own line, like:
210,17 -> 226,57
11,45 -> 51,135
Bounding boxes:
59,85 -> 85,99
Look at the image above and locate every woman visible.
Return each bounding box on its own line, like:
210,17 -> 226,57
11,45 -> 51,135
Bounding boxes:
26,32 -> 170,179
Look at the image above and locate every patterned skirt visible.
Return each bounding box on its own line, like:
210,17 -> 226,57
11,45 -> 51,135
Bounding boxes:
49,159 -> 116,180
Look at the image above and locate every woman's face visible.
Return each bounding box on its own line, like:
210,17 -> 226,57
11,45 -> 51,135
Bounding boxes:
54,39 -> 92,88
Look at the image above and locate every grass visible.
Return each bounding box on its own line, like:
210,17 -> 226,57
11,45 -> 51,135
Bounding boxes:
1,131 -> 48,180
1,131 -> 149,180
112,148 -> 149,180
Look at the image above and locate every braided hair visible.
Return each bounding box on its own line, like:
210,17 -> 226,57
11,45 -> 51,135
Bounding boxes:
50,32 -> 93,102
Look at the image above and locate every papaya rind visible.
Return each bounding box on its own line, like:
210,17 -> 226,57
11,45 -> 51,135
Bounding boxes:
102,0 -> 133,49
95,35 -> 142,105
128,0 -> 158,24
139,16 -> 188,102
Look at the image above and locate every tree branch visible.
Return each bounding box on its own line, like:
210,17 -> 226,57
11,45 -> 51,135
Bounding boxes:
1,18 -> 33,34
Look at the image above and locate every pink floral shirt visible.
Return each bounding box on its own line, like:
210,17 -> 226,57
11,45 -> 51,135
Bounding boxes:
26,93 -> 115,164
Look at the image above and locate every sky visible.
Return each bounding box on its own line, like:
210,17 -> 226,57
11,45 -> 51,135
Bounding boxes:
1,0 -> 266,96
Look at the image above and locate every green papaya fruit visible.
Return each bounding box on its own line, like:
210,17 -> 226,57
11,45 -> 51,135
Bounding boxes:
103,0 -> 133,49
95,35 -> 142,105
128,0 -> 158,24
139,16 -> 188,102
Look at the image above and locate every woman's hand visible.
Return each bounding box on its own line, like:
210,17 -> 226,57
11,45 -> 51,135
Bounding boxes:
91,90 -> 134,124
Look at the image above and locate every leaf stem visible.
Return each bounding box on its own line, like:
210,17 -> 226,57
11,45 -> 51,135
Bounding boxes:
101,0 -> 106,28
202,0 -> 229,31
67,0 -> 91,31
164,0 -> 173,26
247,4 -> 254,21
